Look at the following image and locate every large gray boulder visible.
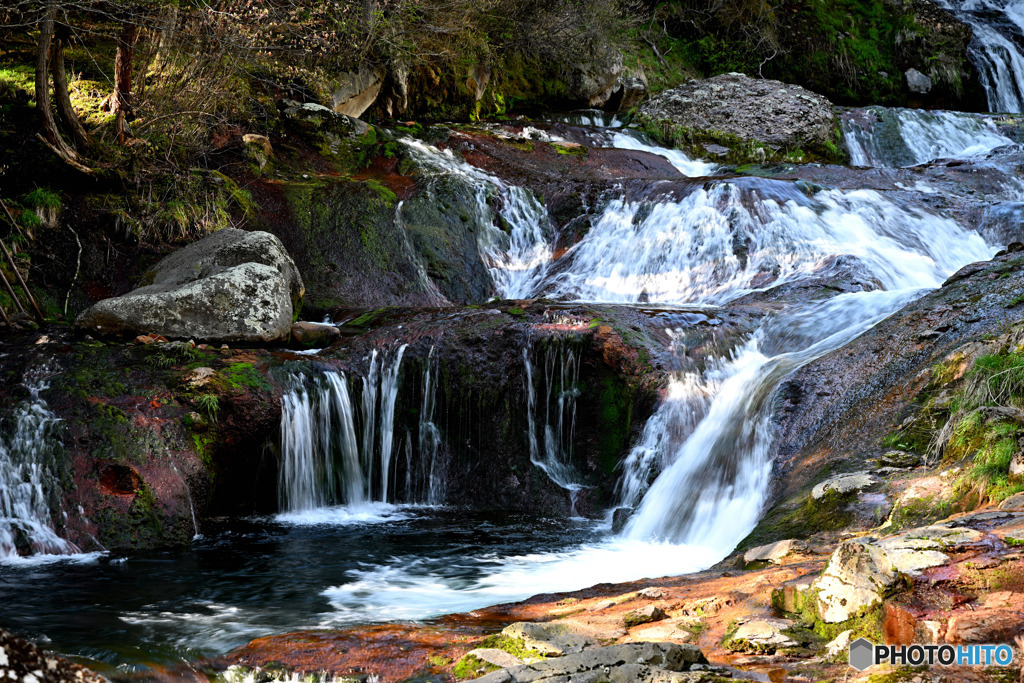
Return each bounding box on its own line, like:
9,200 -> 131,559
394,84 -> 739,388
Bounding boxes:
634,73 -> 842,164
76,229 -> 304,344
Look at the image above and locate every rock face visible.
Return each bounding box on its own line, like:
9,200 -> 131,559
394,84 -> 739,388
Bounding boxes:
634,73 -> 841,164
76,229 -> 303,344
811,472 -> 880,499
330,65 -> 386,118
567,48 -> 624,108
474,642 -> 707,683
743,539 -> 807,564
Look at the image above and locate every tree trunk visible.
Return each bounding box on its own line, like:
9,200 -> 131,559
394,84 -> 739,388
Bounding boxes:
113,21 -> 140,144
35,1 -> 62,150
35,0 -> 88,170
51,34 -> 92,151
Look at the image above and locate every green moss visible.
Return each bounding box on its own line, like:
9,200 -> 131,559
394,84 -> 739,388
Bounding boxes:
476,634 -> 544,660
349,308 -> 391,328
553,143 -> 587,157
364,179 -> 398,207
452,654 -> 499,680
634,116 -> 846,166
866,667 -> 931,683
221,363 -> 272,392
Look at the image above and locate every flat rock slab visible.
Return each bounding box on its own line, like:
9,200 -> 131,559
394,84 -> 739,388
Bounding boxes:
502,622 -> 596,656
727,618 -> 801,652
743,539 -> 808,564
474,642 -> 707,683
811,472 -> 880,499
467,648 -> 526,668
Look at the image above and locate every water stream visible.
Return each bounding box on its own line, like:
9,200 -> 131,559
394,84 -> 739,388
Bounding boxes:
933,0 -> 1024,112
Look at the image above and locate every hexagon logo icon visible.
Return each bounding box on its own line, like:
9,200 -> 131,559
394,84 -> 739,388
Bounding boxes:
849,637 -> 875,671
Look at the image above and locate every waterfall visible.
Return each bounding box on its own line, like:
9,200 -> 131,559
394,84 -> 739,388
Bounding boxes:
278,346 -> 409,511
0,364 -> 79,560
603,179 -> 995,545
400,139 -> 554,299
932,0 -> 1024,112
609,130 -> 717,177
418,347 -> 445,505
524,339 -> 585,512
842,107 -> 1015,167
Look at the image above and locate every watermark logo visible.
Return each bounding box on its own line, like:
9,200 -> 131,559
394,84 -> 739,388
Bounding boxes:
849,638 -> 1016,671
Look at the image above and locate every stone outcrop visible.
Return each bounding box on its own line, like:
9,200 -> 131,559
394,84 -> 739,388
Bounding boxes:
634,73 -> 842,164
330,65 -> 386,118
474,642 -> 707,683
76,229 -> 303,344
812,538 -> 900,623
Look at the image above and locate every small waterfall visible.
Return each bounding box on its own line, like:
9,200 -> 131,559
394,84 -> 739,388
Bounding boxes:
278,346 -> 408,511
609,130 -> 717,177
613,371 -> 717,513
400,138 -> 554,299
933,0 -> 1024,112
378,345 -> 406,503
842,107 -> 1014,167
418,347 -> 445,505
524,340 -> 584,512
0,364 -> 79,560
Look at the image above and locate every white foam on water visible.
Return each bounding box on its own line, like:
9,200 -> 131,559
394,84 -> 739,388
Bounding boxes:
320,538 -> 721,625
844,107 -> 1015,167
610,131 -> 717,177
545,181 -> 990,304
275,503 -> 422,527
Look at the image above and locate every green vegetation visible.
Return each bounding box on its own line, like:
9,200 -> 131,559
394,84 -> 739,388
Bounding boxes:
452,654 -> 499,680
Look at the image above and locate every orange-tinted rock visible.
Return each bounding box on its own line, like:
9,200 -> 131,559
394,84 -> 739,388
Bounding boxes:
883,603 -> 917,645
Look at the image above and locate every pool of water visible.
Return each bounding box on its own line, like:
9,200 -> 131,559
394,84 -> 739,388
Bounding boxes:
0,505 -> 718,676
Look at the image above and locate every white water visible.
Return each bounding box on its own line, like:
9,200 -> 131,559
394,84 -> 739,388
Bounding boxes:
278,346 -> 409,513
523,340 -> 585,511
401,139 -> 554,299
414,347 -> 445,505
321,536 -> 720,625
610,130 -> 718,177
621,289 -> 932,545
844,108 -> 1015,166
933,0 -> 1024,112
0,365 -> 81,562
543,180 -> 986,304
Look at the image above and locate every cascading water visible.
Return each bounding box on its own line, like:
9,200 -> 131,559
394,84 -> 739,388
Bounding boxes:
843,107 -> 1015,167
933,0 -> 1024,112
0,363 -> 80,561
400,139 -> 554,299
541,179 -> 984,305
278,346 -> 408,513
523,339 -> 585,512
414,347 -> 445,505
